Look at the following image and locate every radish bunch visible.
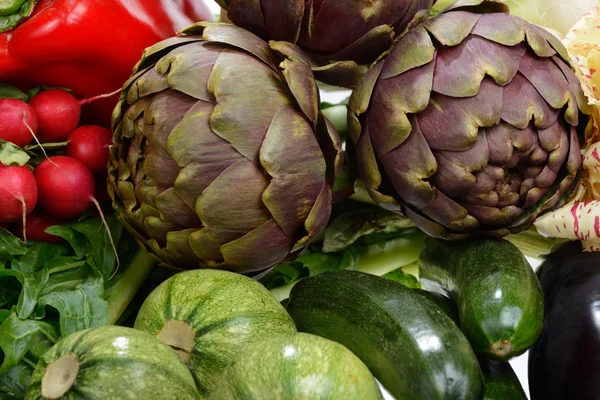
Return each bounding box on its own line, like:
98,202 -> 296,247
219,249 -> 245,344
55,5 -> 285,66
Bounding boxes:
0,88 -> 113,243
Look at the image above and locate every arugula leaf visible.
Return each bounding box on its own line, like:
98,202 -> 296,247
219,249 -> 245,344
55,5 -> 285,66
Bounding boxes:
0,312 -> 57,399
44,225 -> 89,258
0,270 -> 23,309
11,243 -> 70,274
0,310 -> 10,323
0,311 -> 57,375
46,217 -> 123,280
0,140 -> 31,167
35,271 -> 107,336
0,230 -> 27,261
72,217 -> 123,279
16,267 -> 48,320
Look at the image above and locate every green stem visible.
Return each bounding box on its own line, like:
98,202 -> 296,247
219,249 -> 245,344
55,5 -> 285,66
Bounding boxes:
271,231 -> 426,301
106,249 -> 155,325
48,261 -> 86,275
24,141 -> 69,152
355,232 -> 426,277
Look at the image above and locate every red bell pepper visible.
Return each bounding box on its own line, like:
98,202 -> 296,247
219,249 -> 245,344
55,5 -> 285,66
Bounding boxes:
0,0 -> 213,126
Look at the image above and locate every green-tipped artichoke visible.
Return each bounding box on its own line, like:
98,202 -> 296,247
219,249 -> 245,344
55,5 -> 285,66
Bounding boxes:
348,0 -> 590,239
217,0 -> 435,64
109,22 -> 343,273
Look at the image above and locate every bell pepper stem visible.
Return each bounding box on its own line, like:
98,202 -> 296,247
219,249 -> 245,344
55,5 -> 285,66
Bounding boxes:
0,0 -> 35,33
0,0 -> 26,16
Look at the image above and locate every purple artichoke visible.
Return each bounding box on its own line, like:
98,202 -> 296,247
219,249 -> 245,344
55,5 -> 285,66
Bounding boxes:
217,0 -> 435,64
109,22 -> 343,273
348,0 -> 590,239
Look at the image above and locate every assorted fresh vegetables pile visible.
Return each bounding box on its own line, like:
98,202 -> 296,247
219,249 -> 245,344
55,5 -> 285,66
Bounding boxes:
1,0 -> 600,399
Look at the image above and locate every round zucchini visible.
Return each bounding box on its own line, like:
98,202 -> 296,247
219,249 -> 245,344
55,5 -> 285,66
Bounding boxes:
134,269 -> 296,396
286,270 -> 483,400
419,237 -> 543,360
209,333 -> 382,400
25,325 -> 199,400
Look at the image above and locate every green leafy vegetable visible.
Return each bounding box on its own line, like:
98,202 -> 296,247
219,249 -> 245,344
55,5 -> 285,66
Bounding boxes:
0,140 -> 30,167
0,84 -> 27,102
0,311 -> 57,373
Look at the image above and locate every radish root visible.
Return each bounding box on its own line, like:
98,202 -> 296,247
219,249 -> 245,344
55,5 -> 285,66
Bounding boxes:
20,197 -> 27,243
23,113 -> 57,167
79,89 -> 122,106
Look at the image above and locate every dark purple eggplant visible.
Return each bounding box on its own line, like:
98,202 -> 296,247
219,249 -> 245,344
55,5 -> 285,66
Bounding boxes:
528,241 -> 600,400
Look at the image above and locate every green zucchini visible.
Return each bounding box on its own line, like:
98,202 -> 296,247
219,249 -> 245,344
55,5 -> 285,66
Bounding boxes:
415,289 -> 461,325
416,288 -> 527,399
419,237 -> 543,360
479,357 -> 527,399
286,270 -> 483,400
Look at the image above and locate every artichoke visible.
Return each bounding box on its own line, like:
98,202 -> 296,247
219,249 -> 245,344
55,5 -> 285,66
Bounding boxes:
348,0 -> 590,239
217,0 -> 435,64
109,22 -> 343,273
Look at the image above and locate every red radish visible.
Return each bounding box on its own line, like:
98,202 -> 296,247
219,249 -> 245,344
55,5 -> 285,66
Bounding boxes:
29,89 -> 81,142
34,156 -> 119,267
0,165 -> 38,241
65,125 -> 113,175
0,98 -> 38,148
35,156 -> 95,218
16,210 -> 66,244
